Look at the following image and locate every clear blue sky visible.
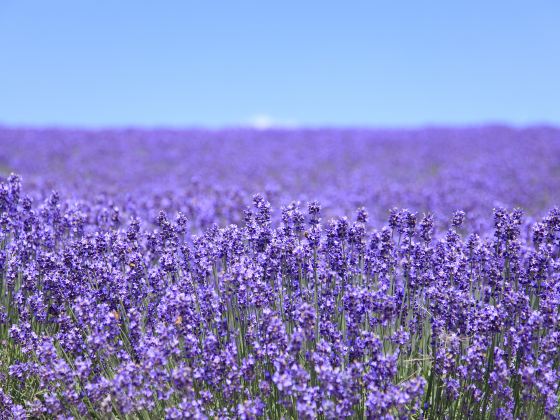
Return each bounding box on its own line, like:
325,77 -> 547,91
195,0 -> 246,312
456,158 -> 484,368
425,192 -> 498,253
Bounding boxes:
1,1 -> 559,127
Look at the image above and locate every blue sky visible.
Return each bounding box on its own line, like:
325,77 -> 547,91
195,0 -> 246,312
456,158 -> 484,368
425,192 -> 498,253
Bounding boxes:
0,1 -> 559,127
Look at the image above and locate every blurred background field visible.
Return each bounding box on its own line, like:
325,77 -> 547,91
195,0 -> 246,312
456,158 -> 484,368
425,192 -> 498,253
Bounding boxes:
1,126 -> 559,232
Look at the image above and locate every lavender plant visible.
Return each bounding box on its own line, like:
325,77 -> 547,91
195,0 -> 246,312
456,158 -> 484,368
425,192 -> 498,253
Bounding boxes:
0,127 -> 559,419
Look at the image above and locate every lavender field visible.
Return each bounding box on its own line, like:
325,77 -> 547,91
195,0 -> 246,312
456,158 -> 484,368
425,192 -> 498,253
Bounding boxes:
1,126 -> 560,419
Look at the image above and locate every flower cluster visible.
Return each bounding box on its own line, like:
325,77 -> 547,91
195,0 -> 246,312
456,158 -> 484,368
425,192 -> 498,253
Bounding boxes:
0,127 -> 559,419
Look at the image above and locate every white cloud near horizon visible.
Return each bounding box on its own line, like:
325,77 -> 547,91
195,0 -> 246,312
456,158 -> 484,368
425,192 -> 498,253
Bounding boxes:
248,114 -> 298,129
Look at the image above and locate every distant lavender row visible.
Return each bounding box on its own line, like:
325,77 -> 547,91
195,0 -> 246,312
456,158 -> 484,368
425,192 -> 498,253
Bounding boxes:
0,127 -> 559,418
1,126 -> 559,232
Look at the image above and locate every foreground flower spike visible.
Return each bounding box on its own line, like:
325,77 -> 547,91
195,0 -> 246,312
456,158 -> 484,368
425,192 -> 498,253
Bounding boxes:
0,126 -> 559,418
